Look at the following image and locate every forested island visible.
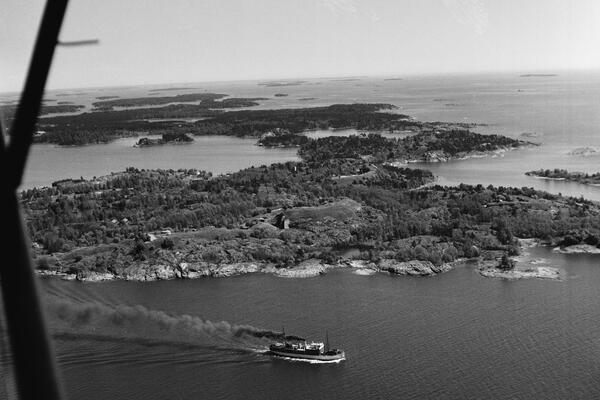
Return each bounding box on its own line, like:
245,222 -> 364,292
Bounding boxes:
22,130 -> 598,282
526,169 -> 600,185
135,132 -> 194,147
33,98 -> 484,146
1,103 -> 85,121
258,130 -> 310,147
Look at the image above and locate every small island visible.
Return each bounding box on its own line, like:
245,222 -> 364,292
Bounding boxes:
478,253 -> 561,280
525,168 -> 600,186
148,87 -> 199,92
274,93 -> 288,97
258,130 -> 310,147
568,147 -> 598,157
258,80 -> 306,87
519,74 -> 557,77
135,132 -> 194,147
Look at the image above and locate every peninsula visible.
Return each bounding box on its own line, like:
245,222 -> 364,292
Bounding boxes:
525,169 -> 600,186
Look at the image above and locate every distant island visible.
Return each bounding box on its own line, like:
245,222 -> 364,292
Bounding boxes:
274,93 -> 288,97
0,104 -> 85,122
519,74 -> 557,77
526,168 -> 600,186
258,80 -> 306,87
330,78 -> 361,82
134,132 -> 194,147
568,147 -> 598,157
90,93 -> 267,110
33,98 -> 491,146
148,87 -> 200,92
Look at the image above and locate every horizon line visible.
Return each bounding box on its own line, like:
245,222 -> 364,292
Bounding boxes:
2,67 -> 599,96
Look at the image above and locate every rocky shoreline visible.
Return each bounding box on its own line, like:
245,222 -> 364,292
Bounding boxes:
36,258 -> 461,282
37,234 -> 592,283
39,253 -> 561,283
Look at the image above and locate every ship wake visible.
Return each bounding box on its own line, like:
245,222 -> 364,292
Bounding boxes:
272,355 -> 346,364
46,299 -> 289,354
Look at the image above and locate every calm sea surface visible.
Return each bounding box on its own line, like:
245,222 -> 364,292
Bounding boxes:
3,73 -> 600,399
39,246 -> 600,400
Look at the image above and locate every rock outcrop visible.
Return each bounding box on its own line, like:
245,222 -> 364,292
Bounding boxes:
269,259 -> 332,278
478,266 -> 560,280
553,244 -> 600,254
377,259 -> 453,276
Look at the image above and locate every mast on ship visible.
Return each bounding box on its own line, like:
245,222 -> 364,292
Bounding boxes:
325,330 -> 330,352
282,326 -> 286,344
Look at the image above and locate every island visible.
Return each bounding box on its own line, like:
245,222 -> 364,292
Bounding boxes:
0,104 -> 85,121
274,93 -> 288,97
478,253 -> 561,280
258,80 -> 306,87
258,130 -> 310,147
568,147 -> 598,157
134,132 -> 194,147
33,99 -> 494,146
519,74 -> 557,77
525,168 -> 600,186
22,129 -> 600,282
91,93 -> 267,110
148,87 -> 200,92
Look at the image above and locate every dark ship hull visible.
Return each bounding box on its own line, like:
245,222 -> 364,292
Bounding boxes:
269,344 -> 345,361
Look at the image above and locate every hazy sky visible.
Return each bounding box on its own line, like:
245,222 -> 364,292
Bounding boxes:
2,0 -> 600,92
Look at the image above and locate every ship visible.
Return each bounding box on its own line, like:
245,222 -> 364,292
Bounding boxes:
269,330 -> 345,361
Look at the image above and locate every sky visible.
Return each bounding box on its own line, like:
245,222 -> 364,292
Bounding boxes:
2,0 -> 600,92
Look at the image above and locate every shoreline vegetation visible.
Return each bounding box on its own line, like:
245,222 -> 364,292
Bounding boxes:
525,168 -> 600,186
20,117 -> 600,282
